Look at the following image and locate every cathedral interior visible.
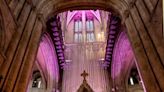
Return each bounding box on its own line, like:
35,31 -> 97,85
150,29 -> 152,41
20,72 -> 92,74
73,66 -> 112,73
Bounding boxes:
0,0 -> 163,92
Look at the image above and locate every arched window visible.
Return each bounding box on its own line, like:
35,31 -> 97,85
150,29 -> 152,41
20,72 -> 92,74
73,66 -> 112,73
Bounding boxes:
74,19 -> 82,42
32,77 -> 42,88
128,68 -> 140,86
86,19 -> 95,42
32,71 -> 43,88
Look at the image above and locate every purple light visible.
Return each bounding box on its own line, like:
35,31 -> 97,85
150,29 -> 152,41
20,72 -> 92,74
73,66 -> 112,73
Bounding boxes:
110,25 -> 117,29
55,41 -> 61,45
54,37 -> 60,41
112,31 -> 134,78
57,49 -> 62,52
111,20 -> 118,24
109,31 -> 116,34
108,44 -> 114,47
109,35 -> 115,39
108,39 -> 114,43
36,33 -> 60,91
50,22 -> 57,26
52,27 -> 58,31
107,48 -> 113,51
53,32 -> 59,36
66,10 -> 103,27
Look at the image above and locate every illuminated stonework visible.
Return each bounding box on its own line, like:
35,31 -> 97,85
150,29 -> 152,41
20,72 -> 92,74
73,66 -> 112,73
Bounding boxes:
59,10 -> 111,92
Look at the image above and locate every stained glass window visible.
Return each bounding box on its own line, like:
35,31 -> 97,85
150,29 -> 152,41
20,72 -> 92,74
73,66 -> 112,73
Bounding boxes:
74,20 -> 83,42
86,20 -> 95,42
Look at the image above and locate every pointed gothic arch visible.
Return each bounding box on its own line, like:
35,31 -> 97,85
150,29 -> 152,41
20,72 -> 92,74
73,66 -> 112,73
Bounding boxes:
0,0 -> 163,92
33,1 -> 164,91
35,32 -> 60,91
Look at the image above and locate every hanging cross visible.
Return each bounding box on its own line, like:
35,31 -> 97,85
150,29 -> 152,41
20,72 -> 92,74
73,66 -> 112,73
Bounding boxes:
81,70 -> 88,81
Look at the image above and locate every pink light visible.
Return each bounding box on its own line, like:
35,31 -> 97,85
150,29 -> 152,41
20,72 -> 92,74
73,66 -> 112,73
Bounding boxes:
36,33 -> 60,91
65,10 -> 103,26
112,31 -> 134,78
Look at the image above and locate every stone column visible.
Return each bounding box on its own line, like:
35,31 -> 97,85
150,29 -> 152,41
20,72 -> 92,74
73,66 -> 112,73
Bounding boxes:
130,5 -> 164,91
1,10 -> 36,92
0,2 -> 31,91
125,16 -> 161,92
13,15 -> 43,92
136,0 -> 164,66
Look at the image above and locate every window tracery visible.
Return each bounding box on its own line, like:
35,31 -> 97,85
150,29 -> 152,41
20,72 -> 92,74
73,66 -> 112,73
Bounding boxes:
74,19 -> 83,42
86,19 -> 95,42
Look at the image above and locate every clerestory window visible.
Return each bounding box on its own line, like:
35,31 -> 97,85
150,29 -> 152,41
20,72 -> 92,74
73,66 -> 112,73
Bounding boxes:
86,19 -> 95,42
74,20 -> 83,42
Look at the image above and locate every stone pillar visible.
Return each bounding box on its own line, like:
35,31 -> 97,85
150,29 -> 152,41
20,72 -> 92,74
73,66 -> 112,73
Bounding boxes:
13,16 -> 43,92
125,16 -> 161,92
137,0 -> 164,67
0,2 -> 31,91
1,10 -> 36,92
130,5 -> 164,91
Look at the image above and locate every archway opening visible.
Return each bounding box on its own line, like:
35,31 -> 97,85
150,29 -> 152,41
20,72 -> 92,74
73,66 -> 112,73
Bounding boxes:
127,63 -> 144,92
45,9 -> 121,92
111,30 -> 145,92
29,8 -> 146,92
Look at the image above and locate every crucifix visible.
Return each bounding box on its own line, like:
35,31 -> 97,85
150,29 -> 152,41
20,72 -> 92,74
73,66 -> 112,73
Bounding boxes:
81,70 -> 88,81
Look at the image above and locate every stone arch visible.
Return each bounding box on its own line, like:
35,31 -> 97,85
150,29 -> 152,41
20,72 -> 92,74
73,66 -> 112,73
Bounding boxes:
34,60 -> 47,89
13,0 -> 163,92
112,31 -> 134,92
125,58 -> 136,90
36,0 -> 129,20
27,69 -> 47,92
35,1 -> 163,91
124,58 -> 144,92
36,32 -> 60,91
